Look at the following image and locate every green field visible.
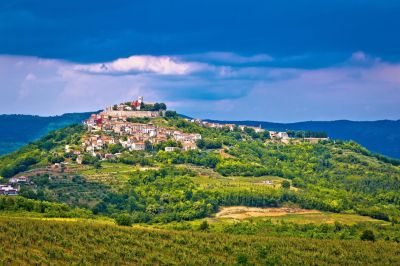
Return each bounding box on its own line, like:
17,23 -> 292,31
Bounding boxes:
156,207 -> 400,242
0,216 -> 399,265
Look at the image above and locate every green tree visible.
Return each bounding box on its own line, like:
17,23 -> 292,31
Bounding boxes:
115,214 -> 133,226
360,230 -> 375,242
108,143 -> 124,154
281,180 -> 291,189
199,220 -> 209,231
144,140 -> 153,151
165,110 -> 178,118
94,161 -> 102,169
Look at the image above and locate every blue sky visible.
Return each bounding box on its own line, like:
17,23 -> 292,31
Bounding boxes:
0,0 -> 399,121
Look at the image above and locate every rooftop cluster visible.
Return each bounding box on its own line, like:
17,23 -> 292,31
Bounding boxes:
188,118 -> 328,143
80,97 -> 202,160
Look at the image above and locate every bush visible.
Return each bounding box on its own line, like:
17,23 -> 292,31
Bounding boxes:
236,253 -> 249,265
165,110 -> 178,118
196,139 -> 222,149
93,161 -> 102,169
360,230 -> 375,242
281,181 -> 291,189
199,220 -> 209,231
115,214 -> 133,226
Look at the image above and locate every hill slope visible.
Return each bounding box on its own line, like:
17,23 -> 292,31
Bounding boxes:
1,216 -> 399,265
1,117 -> 400,223
207,119 -> 400,158
1,113 -> 399,159
1,115 -> 400,264
0,112 -> 94,155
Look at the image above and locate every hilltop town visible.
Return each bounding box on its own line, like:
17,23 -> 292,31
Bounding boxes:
77,96 -> 328,163
1,96 -> 329,196
82,97 -> 201,157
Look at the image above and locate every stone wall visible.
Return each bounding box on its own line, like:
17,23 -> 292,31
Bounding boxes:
103,110 -> 161,118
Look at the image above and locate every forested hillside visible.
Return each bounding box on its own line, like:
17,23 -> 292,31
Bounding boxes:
0,112 -> 94,155
1,116 -> 399,223
1,113 -> 399,159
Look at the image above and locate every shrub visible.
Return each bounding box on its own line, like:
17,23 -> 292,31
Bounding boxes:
115,214 -> 133,226
281,181 -> 291,189
93,161 -> 102,169
236,253 -> 249,265
165,110 -> 178,118
360,230 -> 375,242
199,220 -> 209,231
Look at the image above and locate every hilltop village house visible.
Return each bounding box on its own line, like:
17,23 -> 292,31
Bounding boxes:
190,119 -> 267,135
0,176 -> 27,195
82,97 -> 201,158
0,185 -> 18,195
102,96 -> 164,118
188,118 -> 328,143
189,119 -> 277,137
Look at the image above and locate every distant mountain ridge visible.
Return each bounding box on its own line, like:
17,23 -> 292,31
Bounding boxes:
206,119 -> 400,159
1,112 -> 399,159
0,112 -> 96,155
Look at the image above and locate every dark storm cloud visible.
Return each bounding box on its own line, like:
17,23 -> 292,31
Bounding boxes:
1,0 -> 400,64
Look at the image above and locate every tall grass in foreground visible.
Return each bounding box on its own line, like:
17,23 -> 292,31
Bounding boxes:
0,217 -> 399,265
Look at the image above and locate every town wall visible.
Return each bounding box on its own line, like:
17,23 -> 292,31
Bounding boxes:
103,110 -> 161,118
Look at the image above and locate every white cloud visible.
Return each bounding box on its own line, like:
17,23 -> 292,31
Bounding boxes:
75,55 -> 206,75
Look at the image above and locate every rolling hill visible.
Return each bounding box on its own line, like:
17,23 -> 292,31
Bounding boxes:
1,113 -> 399,159
0,112 -> 400,158
207,119 -> 400,158
0,112 -> 95,155
1,112 -> 400,264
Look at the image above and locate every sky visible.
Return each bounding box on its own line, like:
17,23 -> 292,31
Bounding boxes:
0,0 -> 399,122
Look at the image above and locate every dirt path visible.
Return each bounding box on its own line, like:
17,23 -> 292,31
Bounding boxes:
215,206 -> 320,219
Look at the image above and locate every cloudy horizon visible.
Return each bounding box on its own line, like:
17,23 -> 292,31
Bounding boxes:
1,1 -> 399,122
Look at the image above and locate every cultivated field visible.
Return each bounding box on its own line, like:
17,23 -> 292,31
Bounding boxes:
215,206 -> 320,219
0,216 -> 399,265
